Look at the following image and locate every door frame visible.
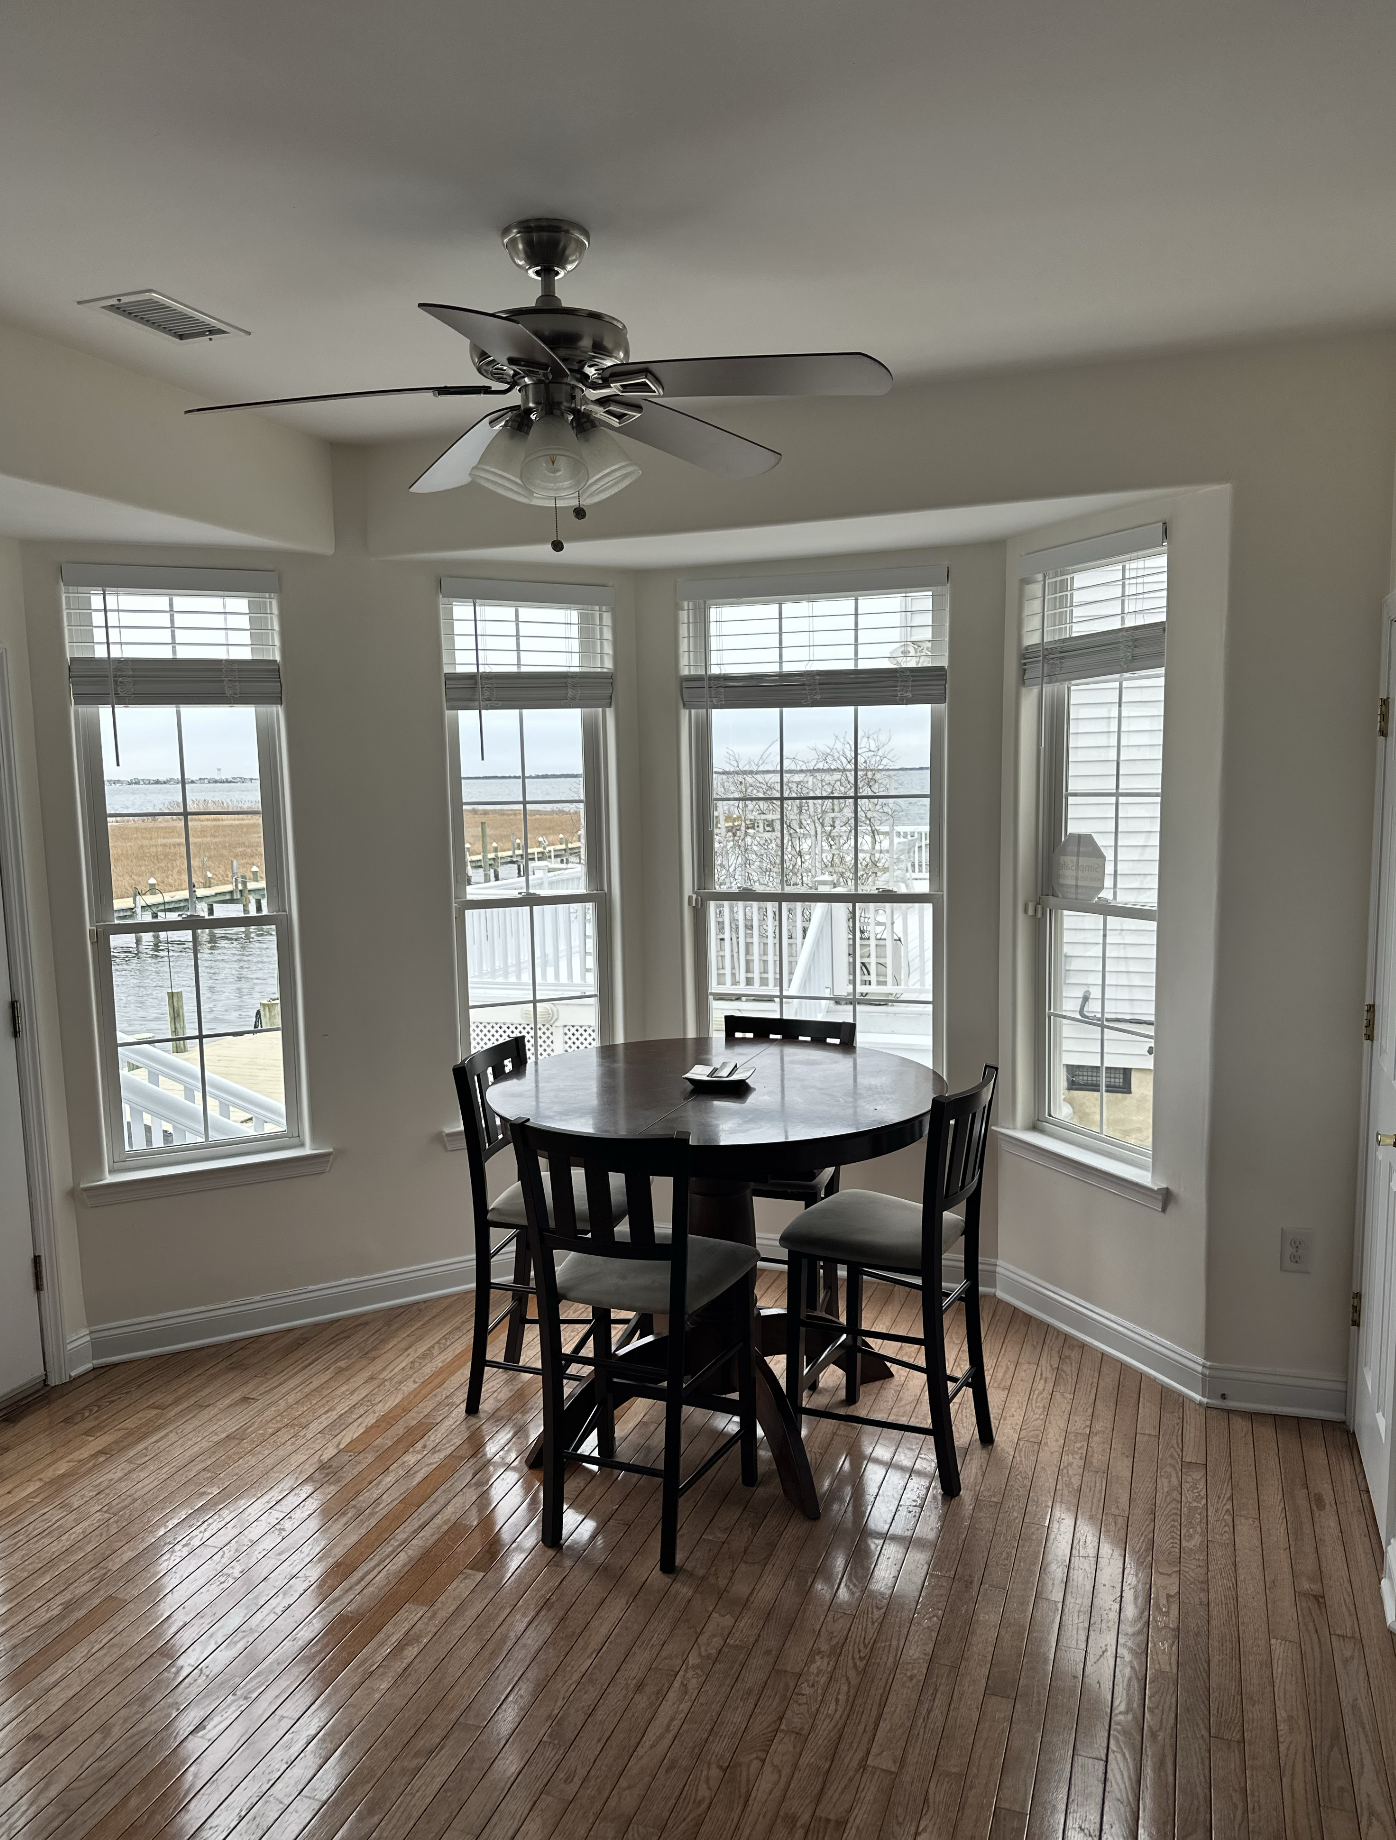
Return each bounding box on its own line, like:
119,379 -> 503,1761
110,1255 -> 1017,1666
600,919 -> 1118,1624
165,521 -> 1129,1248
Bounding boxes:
1352,594 -> 1396,1624
0,644 -> 68,1386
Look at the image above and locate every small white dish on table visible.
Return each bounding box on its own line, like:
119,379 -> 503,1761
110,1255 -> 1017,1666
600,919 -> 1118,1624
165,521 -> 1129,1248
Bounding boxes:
683,1059 -> 756,1091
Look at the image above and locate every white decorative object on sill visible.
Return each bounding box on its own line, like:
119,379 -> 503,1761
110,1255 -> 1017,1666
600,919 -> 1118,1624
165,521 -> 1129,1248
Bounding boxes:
1053,832 -> 1107,902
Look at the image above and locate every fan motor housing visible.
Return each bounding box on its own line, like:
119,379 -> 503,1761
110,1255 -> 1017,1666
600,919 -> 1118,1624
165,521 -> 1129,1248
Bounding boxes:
470,305 -> 630,384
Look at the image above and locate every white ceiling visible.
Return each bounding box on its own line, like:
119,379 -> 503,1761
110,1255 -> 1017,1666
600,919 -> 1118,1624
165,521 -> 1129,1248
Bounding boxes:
3,0 -> 1395,442
433,494 -> 1163,570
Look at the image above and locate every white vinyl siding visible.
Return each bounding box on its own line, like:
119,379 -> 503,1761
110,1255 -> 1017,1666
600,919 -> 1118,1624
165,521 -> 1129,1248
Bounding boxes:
1024,538 -> 1167,1157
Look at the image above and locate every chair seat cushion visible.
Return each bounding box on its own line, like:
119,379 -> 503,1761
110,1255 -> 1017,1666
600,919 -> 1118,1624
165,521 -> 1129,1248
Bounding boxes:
488,1169 -> 630,1232
554,1236 -> 758,1315
778,1190 -> 965,1272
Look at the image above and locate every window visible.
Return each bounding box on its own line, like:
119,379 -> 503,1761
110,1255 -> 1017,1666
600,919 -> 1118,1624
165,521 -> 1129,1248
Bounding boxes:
1021,525 -> 1168,1157
64,565 -> 302,1168
441,578 -> 612,1060
682,567 -> 948,1068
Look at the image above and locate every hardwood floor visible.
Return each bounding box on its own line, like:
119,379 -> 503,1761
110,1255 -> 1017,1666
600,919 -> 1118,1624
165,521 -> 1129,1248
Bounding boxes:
2,1279 -> 1394,1840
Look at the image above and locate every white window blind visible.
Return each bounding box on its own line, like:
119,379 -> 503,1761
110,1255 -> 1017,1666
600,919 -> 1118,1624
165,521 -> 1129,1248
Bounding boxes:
63,567 -> 281,707
680,567 -> 949,709
440,578 -> 614,711
1020,530 -> 1167,688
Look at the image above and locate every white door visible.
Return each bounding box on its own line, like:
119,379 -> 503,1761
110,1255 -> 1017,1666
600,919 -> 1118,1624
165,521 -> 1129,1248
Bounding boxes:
1357,602 -> 1396,1623
0,851 -> 44,1403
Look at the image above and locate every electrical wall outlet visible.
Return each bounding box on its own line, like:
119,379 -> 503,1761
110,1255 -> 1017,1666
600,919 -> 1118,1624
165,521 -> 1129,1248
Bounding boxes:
1281,1231 -> 1312,1273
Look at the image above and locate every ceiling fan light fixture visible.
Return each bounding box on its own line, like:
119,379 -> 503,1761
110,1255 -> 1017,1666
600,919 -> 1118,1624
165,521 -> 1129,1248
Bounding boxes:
468,423 -> 535,502
576,423 -> 642,504
520,412 -> 589,498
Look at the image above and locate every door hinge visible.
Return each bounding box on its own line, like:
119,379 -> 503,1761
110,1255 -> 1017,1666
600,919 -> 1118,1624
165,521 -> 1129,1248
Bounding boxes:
1380,698 -> 1389,739
32,1254 -> 44,1294
1365,1003 -> 1376,1042
8,998 -> 18,1039
1352,1290 -> 1362,1328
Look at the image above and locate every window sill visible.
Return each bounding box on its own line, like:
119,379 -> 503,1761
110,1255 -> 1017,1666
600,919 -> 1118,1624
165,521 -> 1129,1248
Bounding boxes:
441,1127 -> 466,1152
994,1128 -> 1168,1212
80,1147 -> 335,1208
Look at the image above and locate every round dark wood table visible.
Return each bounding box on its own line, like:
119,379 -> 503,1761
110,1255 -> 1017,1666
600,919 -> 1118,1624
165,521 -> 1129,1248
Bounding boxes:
486,1033 -> 944,1517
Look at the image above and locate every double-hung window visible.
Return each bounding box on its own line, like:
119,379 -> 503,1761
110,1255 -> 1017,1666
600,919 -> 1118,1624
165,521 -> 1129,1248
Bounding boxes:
1021,525 -> 1168,1156
64,565 -> 303,1169
441,578 -> 612,1059
682,567 -> 948,1068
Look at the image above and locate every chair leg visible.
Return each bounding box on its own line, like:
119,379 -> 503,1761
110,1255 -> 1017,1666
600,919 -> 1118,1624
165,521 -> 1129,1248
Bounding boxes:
922,1284 -> 962,1498
465,1228 -> 495,1415
818,1260 -> 841,1320
785,1253 -> 805,1428
844,1265 -> 863,1406
660,1313 -> 686,1574
737,1277 -> 758,1487
594,1309 -> 615,1460
538,1301 -> 566,1549
962,1244 -> 994,1447
502,1230 -> 532,1366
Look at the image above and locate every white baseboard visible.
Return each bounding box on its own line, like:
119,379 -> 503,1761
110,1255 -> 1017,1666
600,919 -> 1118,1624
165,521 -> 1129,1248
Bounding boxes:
85,1254 -> 479,1365
992,1259 -> 1347,1419
1382,1538 -> 1396,1633
75,1240 -> 1348,1421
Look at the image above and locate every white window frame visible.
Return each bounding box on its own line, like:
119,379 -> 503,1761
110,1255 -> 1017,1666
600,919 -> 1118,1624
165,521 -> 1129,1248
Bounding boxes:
65,568 -> 306,1173
441,579 -> 615,1060
682,567 -> 948,1068
1022,528 -> 1167,1169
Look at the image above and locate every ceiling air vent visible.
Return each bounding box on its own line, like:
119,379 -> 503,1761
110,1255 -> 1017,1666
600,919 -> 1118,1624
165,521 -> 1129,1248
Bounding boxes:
78,290 -> 248,342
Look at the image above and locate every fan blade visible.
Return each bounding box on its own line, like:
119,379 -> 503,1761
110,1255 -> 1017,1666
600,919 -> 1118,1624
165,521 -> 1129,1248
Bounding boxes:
410,413 -> 512,493
184,384 -> 508,415
604,399 -> 780,477
419,304 -> 569,381
609,351 -> 893,399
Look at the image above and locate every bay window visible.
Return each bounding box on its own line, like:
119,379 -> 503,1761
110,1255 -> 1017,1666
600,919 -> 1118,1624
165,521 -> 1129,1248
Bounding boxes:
682,568 -> 948,1069
441,578 -> 612,1059
65,565 -> 303,1169
1021,527 -> 1168,1157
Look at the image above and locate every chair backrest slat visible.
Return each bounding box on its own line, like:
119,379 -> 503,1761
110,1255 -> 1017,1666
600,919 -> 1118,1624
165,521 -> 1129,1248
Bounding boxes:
584,1162 -> 618,1251
547,1152 -> 581,1243
724,1013 -> 855,1047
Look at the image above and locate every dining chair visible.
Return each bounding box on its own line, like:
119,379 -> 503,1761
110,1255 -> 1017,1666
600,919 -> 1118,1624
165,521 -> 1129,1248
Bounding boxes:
779,1065 -> 998,1497
513,1118 -> 759,1573
724,1011 -> 854,1315
452,1037 -> 630,1414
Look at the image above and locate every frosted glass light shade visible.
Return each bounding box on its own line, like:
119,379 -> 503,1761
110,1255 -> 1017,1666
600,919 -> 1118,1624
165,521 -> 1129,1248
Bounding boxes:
469,424 -> 534,502
520,413 -> 589,498
577,423 -> 642,505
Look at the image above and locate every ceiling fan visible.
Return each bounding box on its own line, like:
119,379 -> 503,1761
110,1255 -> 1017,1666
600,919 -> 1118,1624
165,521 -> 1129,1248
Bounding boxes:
186,218 -> 893,548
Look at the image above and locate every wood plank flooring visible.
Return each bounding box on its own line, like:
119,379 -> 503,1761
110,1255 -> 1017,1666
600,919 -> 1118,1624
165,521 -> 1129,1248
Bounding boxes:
2,1280 -> 1394,1840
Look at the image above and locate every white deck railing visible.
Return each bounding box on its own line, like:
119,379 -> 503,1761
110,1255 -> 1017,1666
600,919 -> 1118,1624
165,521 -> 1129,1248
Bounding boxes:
709,897 -> 931,1002
464,887 -> 595,1004
119,1038 -> 286,1149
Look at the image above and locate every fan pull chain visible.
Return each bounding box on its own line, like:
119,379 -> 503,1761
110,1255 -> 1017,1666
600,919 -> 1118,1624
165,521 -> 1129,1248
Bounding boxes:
551,500 -> 564,553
